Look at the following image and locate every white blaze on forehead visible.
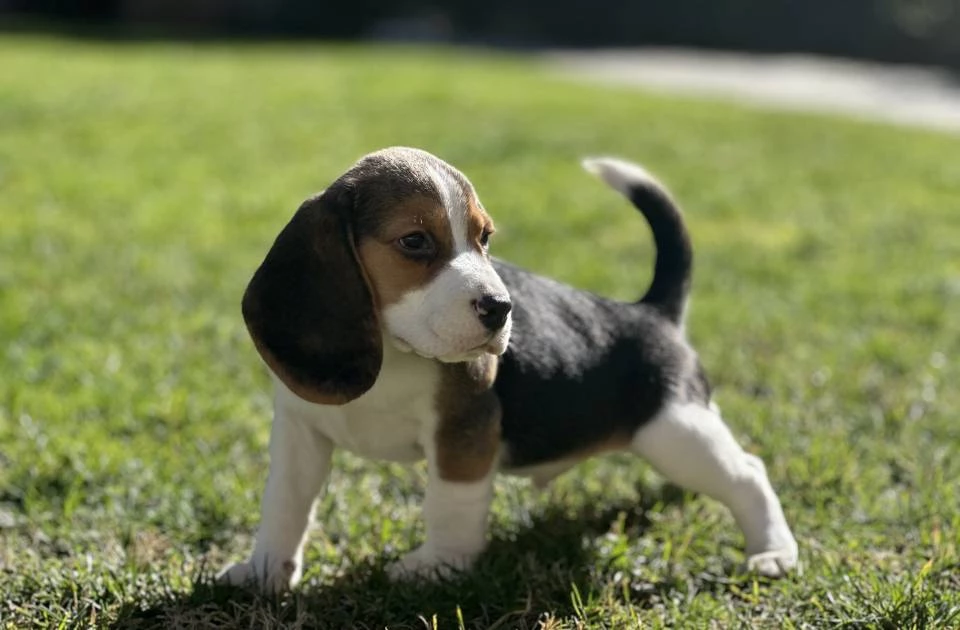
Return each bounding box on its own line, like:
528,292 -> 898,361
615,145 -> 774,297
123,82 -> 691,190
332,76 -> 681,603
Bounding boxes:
424,163 -> 502,301
426,163 -> 472,253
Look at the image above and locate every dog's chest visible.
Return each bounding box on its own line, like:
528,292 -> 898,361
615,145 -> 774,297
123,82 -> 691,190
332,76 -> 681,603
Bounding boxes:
312,345 -> 440,462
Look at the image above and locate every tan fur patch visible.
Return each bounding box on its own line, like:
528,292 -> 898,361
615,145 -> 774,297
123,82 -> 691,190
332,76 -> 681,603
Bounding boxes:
465,195 -> 494,252
433,354 -> 501,482
357,195 -> 454,308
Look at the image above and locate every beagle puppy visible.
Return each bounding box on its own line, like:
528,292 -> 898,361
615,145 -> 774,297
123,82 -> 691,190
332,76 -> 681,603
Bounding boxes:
219,147 -> 798,592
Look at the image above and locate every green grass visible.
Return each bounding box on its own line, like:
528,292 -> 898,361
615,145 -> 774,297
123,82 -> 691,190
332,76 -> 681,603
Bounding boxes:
1,36 -> 959,629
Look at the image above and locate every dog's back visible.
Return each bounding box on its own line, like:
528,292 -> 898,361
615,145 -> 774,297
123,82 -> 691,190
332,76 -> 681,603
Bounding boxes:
493,159 -> 709,468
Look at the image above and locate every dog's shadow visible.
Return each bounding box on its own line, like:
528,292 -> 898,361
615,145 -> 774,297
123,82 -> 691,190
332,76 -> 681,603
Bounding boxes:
117,483 -> 749,629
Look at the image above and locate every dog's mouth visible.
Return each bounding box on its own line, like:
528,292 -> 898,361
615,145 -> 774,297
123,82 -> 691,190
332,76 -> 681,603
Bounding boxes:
389,332 -> 506,363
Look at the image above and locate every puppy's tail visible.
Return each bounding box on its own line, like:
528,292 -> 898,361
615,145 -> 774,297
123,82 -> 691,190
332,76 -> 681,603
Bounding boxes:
582,157 -> 692,324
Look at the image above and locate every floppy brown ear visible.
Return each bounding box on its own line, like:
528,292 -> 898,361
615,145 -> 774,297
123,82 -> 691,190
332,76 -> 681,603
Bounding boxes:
241,181 -> 382,405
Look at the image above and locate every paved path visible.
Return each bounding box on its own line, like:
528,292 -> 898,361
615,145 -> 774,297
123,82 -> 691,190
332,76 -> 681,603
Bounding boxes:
545,48 -> 960,134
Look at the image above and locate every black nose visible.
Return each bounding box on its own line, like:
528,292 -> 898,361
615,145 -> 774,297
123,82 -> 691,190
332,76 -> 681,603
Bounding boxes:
475,294 -> 512,331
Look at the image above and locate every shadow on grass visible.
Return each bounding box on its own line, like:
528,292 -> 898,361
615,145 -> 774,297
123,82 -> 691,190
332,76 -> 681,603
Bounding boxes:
112,484 -> 731,629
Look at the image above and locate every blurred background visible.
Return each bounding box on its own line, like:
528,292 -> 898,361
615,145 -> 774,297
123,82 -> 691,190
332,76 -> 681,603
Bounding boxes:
4,0 -> 960,68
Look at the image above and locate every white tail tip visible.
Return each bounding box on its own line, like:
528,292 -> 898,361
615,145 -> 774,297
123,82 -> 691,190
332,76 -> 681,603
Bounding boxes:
581,157 -> 659,197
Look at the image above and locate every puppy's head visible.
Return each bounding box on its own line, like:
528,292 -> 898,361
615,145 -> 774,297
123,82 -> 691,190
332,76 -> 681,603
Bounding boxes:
242,147 -> 511,405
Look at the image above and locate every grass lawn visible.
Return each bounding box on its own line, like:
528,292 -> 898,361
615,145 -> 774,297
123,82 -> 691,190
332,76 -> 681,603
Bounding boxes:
1,36 -> 959,629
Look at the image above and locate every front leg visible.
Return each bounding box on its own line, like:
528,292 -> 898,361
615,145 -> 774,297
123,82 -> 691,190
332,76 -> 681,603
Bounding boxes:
389,363 -> 501,580
388,466 -> 496,579
219,397 -> 335,593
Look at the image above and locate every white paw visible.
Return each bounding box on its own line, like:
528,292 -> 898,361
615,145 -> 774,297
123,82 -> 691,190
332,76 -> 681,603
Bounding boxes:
217,556 -> 300,593
386,546 -> 479,581
746,546 -> 799,578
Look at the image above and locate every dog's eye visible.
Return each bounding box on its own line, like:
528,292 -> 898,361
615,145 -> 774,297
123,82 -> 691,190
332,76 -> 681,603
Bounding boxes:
480,229 -> 493,248
397,232 -> 435,257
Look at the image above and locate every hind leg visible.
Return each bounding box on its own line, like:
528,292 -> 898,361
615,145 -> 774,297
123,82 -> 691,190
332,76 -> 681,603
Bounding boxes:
631,401 -> 798,577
